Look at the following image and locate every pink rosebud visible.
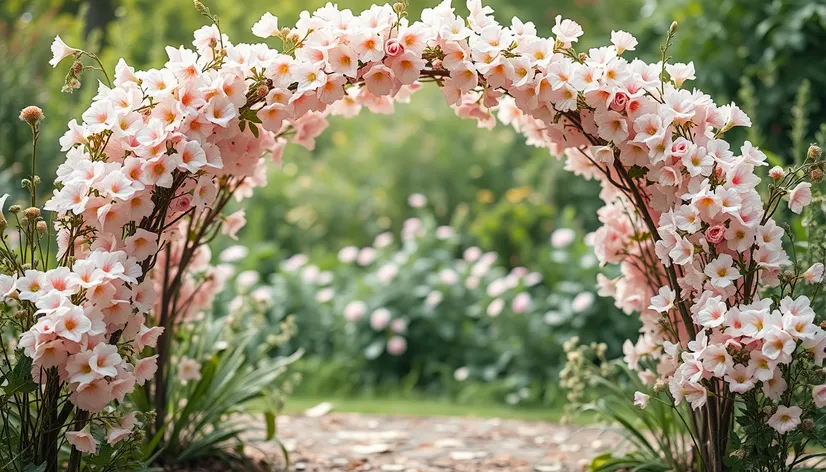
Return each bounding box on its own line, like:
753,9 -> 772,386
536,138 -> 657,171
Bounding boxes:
171,195 -> 192,213
384,38 -> 404,57
705,224 -> 726,245
610,92 -> 628,112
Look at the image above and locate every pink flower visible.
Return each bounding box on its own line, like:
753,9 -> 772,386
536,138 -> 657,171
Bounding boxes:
768,406 -> 802,434
370,308 -> 391,331
363,64 -> 397,97
221,209 -> 246,240
512,292 -> 531,314
390,318 -> 407,334
66,425 -> 98,453
344,301 -> 367,322
134,355 -> 158,386
788,182 -> 812,214
812,384 -> 826,408
571,292 -> 594,313
705,224 -> 726,245
387,336 -> 407,356
72,379 -> 113,413
107,412 -> 138,445
803,263 -> 824,284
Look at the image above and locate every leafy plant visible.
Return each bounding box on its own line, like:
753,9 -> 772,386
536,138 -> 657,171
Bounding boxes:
131,311 -> 301,469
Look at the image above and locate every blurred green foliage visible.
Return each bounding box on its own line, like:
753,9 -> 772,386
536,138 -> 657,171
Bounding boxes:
217,208 -> 637,405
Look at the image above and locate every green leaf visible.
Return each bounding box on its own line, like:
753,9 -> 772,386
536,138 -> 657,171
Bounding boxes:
627,165 -> 649,179
265,412 -> 276,441
22,463 -> 46,472
4,353 -> 37,396
249,122 -> 260,138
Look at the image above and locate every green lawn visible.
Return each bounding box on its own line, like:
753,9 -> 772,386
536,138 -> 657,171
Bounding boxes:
281,395 -> 571,422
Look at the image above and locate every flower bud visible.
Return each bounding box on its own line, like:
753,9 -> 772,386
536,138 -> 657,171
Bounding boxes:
19,106 -> 45,126
812,168 -> 823,182
71,61 -> 83,75
256,84 -> 269,98
807,143 -> 822,162
653,379 -> 668,392
9,205 -> 20,214
193,0 -> 208,15
36,221 -> 47,234
279,27 -> 291,39
0,217 -> 6,232
802,418 -> 815,431
208,38 -> 218,49
392,2 -> 405,13
23,207 -> 40,219
668,21 -> 678,37
769,166 -> 785,181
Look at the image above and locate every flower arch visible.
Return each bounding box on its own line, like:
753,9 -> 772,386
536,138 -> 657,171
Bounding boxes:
2,0 -> 825,469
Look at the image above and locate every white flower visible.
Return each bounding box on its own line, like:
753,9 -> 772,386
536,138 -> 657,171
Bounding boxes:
315,288 -> 334,303
665,62 -> 696,87
550,228 -> 576,248
425,290 -> 443,308
610,30 -> 637,55
252,13 -> 279,38
768,405 -> 802,434
178,356 -> 202,383
357,247 -> 377,266
704,254 -> 740,288
49,36 -> 79,67
219,245 -> 248,263
338,246 -> 359,263
571,292 -> 594,313
633,391 -> 649,409
463,246 -> 482,262
487,298 -> 504,317
236,270 -> 259,289
649,286 -> 675,313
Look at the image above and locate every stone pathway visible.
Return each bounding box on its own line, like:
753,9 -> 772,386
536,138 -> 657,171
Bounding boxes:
257,410 -> 625,472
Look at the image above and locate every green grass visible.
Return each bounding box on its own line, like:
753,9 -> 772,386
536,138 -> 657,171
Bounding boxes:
281,395 -> 571,422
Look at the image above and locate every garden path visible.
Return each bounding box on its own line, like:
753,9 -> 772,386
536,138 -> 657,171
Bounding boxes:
259,411 -> 625,472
